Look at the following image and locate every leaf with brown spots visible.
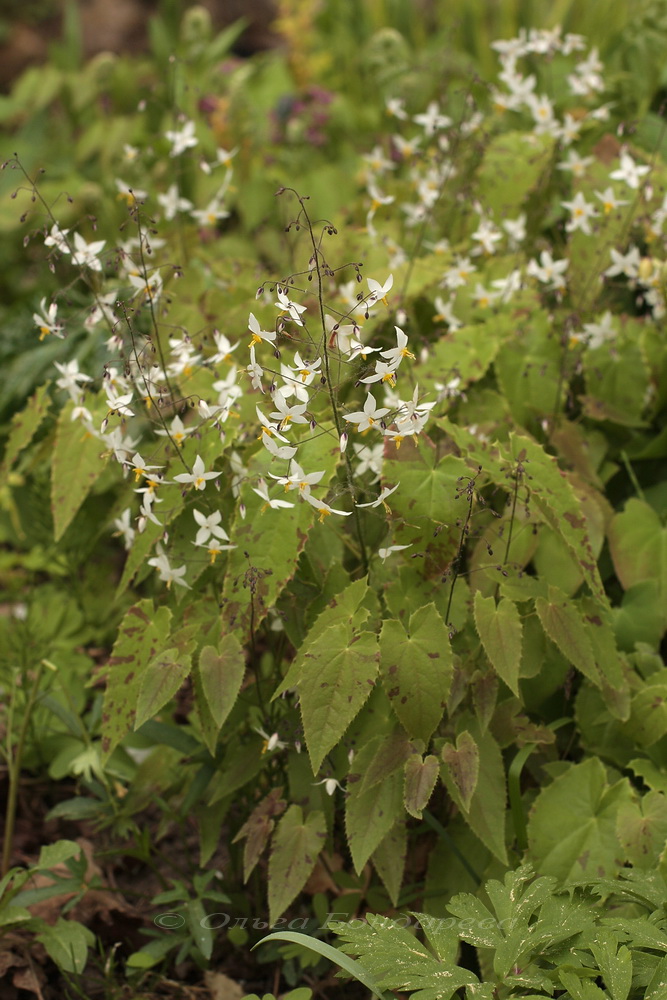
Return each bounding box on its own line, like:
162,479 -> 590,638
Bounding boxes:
101,601 -> 172,760
134,643 -> 194,730
233,787 -> 286,882
268,805 -> 326,924
404,753 -> 439,819
299,622 -> 379,774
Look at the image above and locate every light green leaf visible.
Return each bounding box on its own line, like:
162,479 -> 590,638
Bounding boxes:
330,911 -> 478,998
616,791 -> 667,868
508,433 -> 606,602
608,498 -> 667,630
645,955 -> 667,1000
527,758 -> 634,881
382,444 -> 466,551
186,898 -> 213,960
221,429 -> 340,642
51,401 -> 108,541
268,806 -> 326,924
404,754 -> 439,819
372,820 -> 407,906
441,731 -> 479,812
134,645 -> 193,731
299,623 -> 378,774
274,577 -> 370,698
254,930 -> 394,1000
477,131 -> 554,216
446,894 -> 501,948
473,594 -> 522,695
37,840 -> 81,870
197,634 -> 246,729
35,917 -> 94,974
3,383 -> 51,469
558,969 -> 608,1000
536,585 -> 599,685
379,603 -> 452,742
589,931 -> 632,1000
346,741 -> 403,874
101,601 -> 172,761
626,680 -> 667,747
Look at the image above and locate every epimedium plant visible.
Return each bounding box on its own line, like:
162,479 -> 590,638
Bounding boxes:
1,8 -> 667,988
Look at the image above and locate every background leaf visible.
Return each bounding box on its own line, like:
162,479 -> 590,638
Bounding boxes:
268,806 -> 326,924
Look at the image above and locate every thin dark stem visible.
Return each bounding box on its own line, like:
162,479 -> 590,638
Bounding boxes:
283,188 -> 370,576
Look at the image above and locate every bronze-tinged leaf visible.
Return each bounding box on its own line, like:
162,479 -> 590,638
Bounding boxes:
442,731 -> 479,811
233,788 -> 286,882
404,754 -> 439,819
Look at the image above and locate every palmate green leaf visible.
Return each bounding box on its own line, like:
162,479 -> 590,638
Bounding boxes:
379,603 -> 453,742
608,498 -> 667,631
346,740 -> 404,874
404,754 -> 439,819
331,912 -> 478,999
101,601 -> 172,761
220,427 -> 340,642
372,820 -> 407,907
473,594 -> 521,695
51,401 -> 109,541
477,130 -> 554,217
558,969 -> 608,1000
3,382 -> 51,469
440,717 -> 507,863
589,931 -> 633,1000
582,337 -> 650,427
382,439 -> 467,552
441,732 -> 479,812
299,622 -> 378,774
626,675 -> 667,747
197,634 -> 246,729
646,955 -> 667,1000
527,757 -> 634,881
134,644 -> 194,730
495,309 -> 564,427
616,791 -> 667,869
254,931 -> 394,1000
420,321 -> 501,398
267,806 -> 326,924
